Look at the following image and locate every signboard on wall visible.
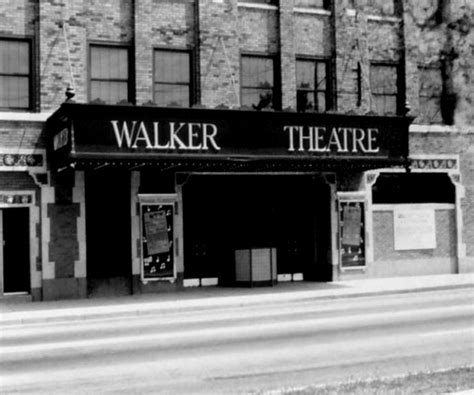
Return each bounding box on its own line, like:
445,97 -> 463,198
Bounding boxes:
338,200 -> 366,268
140,200 -> 175,280
394,208 -> 436,250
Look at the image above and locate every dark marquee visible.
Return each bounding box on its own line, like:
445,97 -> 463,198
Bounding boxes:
47,103 -> 412,172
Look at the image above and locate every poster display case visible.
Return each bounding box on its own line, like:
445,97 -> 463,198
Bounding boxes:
337,194 -> 366,269
138,194 -> 177,282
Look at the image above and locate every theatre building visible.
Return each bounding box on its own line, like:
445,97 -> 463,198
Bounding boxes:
0,0 -> 472,301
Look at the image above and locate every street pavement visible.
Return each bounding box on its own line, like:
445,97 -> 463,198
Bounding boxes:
1,273 -> 473,325
0,274 -> 473,394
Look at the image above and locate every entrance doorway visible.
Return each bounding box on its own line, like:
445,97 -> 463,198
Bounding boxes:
86,170 -> 132,297
1,208 -> 30,294
183,174 -> 332,284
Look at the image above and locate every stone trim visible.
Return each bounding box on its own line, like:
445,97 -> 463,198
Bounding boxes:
0,112 -> 51,122
73,172 -> 86,279
237,2 -> 278,11
0,149 -> 46,172
0,191 -> 35,207
367,14 -> 401,24
344,9 -> 401,24
293,7 -> 331,16
373,203 -> 455,211
0,190 -> 41,296
410,124 -> 459,133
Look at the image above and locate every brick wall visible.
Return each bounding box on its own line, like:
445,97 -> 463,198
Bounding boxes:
294,13 -> 331,57
373,209 -> 456,261
199,0 -> 240,107
86,0 -> 133,42
39,0 -> 87,111
0,121 -> 44,149
0,0 -> 35,36
239,7 -> 279,53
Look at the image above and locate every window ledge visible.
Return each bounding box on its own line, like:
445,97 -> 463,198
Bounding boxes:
345,8 -> 401,23
367,14 -> 401,23
294,7 -> 331,16
237,2 -> 278,11
0,112 -> 51,122
410,124 -> 459,133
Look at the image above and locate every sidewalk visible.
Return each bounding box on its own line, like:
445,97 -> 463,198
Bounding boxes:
1,273 -> 473,326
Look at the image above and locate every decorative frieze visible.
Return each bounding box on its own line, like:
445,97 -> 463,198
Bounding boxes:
410,158 -> 458,171
0,153 -> 44,169
0,193 -> 33,205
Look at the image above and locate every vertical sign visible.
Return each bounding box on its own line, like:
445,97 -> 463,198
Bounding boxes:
339,200 -> 366,268
141,203 -> 174,280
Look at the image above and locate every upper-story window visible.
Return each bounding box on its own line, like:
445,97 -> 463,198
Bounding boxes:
154,50 -> 192,107
418,66 -> 442,124
0,38 -> 31,110
370,63 -> 400,115
295,0 -> 330,9
296,58 -> 331,112
349,0 -> 397,15
241,55 -> 279,110
90,45 -> 131,104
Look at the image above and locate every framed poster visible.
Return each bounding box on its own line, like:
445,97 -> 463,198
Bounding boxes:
139,195 -> 177,281
338,199 -> 366,269
394,208 -> 436,250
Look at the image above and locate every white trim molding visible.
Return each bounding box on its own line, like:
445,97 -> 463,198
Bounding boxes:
410,124 -> 459,133
0,112 -> 51,122
237,2 -> 277,11
367,14 -> 401,23
373,203 -> 455,211
293,7 -> 331,16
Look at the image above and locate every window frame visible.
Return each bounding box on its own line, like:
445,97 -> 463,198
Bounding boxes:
296,56 -> 332,113
153,47 -> 194,107
88,42 -> 134,105
369,61 -> 403,115
0,36 -> 33,111
240,53 -> 280,110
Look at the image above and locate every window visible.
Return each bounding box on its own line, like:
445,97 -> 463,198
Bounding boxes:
241,55 -> 278,110
295,0 -> 330,9
370,63 -> 399,115
0,39 -> 31,110
154,50 -> 192,107
296,59 -> 330,112
419,66 -> 442,124
90,45 -> 131,104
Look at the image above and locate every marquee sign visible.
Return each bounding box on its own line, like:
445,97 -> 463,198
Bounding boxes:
47,103 -> 411,170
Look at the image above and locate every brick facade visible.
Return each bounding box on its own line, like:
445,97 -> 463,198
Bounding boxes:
0,0 -> 472,299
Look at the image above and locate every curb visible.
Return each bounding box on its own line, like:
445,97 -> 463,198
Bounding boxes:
1,282 -> 472,326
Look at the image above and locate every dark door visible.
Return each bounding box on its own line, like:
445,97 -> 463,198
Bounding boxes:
86,170 -> 132,296
3,208 -> 30,293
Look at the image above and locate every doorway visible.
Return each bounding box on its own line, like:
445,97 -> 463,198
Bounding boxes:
85,170 -> 132,297
183,174 -> 332,284
1,208 -> 30,294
